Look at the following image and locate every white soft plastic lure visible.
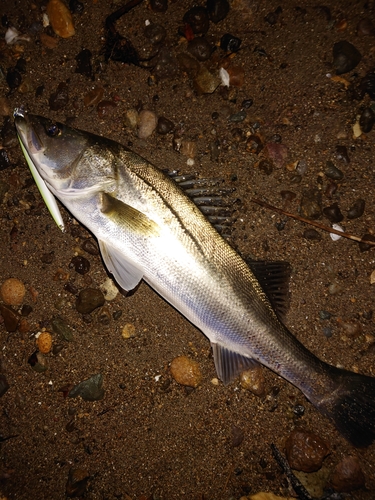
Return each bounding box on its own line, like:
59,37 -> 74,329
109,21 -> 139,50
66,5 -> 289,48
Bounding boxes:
15,108 -> 65,231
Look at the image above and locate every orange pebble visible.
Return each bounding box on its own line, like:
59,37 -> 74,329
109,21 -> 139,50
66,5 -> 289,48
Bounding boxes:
37,332 -> 53,354
46,0 -> 75,38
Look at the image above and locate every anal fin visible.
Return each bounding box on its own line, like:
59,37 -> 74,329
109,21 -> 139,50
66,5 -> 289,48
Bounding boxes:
211,343 -> 259,385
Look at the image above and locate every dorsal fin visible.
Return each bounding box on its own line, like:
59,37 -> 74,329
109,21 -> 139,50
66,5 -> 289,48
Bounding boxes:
165,170 -> 238,237
247,260 -> 291,321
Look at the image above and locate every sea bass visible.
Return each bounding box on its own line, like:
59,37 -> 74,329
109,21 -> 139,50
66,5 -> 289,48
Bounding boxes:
14,109 -> 375,447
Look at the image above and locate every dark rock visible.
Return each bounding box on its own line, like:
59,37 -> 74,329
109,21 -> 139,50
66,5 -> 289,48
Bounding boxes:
323,202 -> 343,223
359,233 -> 375,252
242,98 -> 253,109
157,116 -> 175,135
0,304 -> 20,332
6,67 -> 22,90
49,82 -> 69,111
330,456 -> 365,492
335,145 -> 350,164
97,100 -> 117,119
69,0 -> 84,14
0,374 -> 9,397
183,6 -> 209,35
303,228 -> 322,241
207,0 -> 229,23
230,110 -> 247,123
153,48 -> 179,81
76,288 -> 105,314
333,41 -> 361,75
285,429 -> 329,472
41,251 -> 55,264
66,468 -> 90,498
265,7 -> 282,25
266,142 -> 288,168
246,135 -> 263,154
347,198 -> 365,219
231,425 -> 244,447
75,48 -> 92,79
188,37 -> 213,61
28,351 -> 48,372
69,373 -> 104,401
359,107 -> 375,133
324,161 -> 343,180
69,255 -> 90,275
360,70 -> 375,99
81,238 -> 99,255
220,33 -> 242,52
51,316 -> 74,342
144,23 -> 166,45
357,18 -> 375,36
0,150 -> 11,171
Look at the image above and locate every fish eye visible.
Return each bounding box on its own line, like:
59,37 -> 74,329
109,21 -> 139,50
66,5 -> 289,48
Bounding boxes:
46,123 -> 61,137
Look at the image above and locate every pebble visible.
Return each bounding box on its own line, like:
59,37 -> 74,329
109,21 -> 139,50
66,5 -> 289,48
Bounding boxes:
97,100 -> 117,119
188,37 -> 213,61
124,109 -> 138,129
28,351 -> 48,372
359,107 -> 375,133
121,323 -> 136,339
81,237 -> 99,255
335,145 -> 350,164
0,304 -> 20,332
303,228 -> 322,241
75,48 -> 92,78
76,288 -> 105,314
207,0 -> 229,23
68,373 -> 104,401
328,281 -> 343,295
183,7 -> 210,35
239,364 -> 265,395
40,32 -> 59,49
69,0 -> 84,14
0,278 -> 26,305
193,65 -> 220,94
36,331 -> 53,353
49,82 -> 69,111
177,52 -> 200,78
246,135 -> 263,154
153,48 -> 179,80
0,97 -> 10,116
323,202 -> 343,223
137,110 -> 158,139
347,198 -> 365,219
100,278 -> 119,301
359,233 -> 375,252
157,116 -> 174,135
357,18 -> 375,36
300,189 -> 322,219
229,110 -> 247,123
227,66 -> 245,87
51,316 -> 74,341
330,456 -> 365,492
66,468 -> 90,498
181,140 -> 197,158
293,467 -> 330,498
0,374 -> 9,397
6,67 -> 22,90
47,0 -> 75,38
69,255 -> 90,275
337,318 -> 362,338
83,87 -> 104,107
170,355 -> 202,388
266,142 -> 288,169
324,161 -> 343,180
285,429 -> 329,473
332,40 -> 361,75
220,33 -> 242,52
144,23 -> 166,45
231,425 -> 244,447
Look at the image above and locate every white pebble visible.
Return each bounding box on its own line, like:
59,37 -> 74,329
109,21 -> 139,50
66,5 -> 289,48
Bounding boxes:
330,223 -> 344,241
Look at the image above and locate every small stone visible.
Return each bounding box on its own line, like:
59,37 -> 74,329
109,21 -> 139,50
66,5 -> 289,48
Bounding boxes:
285,429 -> 329,473
75,48 -> 92,78
83,87 -> 104,107
137,110 -> 158,139
76,288 -> 105,314
0,374 -> 9,397
81,238 -> 99,255
359,233 -> 375,252
144,23 -> 166,44
207,0 -> 230,23
231,425 -> 244,447
347,198 -> 365,219
170,355 -> 202,388
69,255 -> 90,275
0,304 -> 20,332
121,323 -> 136,339
157,116 -> 174,135
100,278 -> 119,301
181,140 -> 197,158
28,351 -> 48,372
239,364 -> 265,395
303,229 -> 322,241
183,6 -> 209,35
324,161 -> 343,180
330,456 -> 365,492
246,135 -> 263,154
337,318 -> 362,338
97,100 -> 117,119
328,281 -> 343,295
150,0 -> 168,13
220,33 -> 242,52
47,0 -> 75,38
37,332 -> 53,353
333,41 -> 361,75
69,0 -> 84,14
51,316 -> 74,341
0,278 -> 26,306
266,142 -> 288,169
188,37 -> 213,61
357,18 -> 375,36
39,32 -> 59,49
124,109 -> 138,129
323,202 -> 343,223
227,66 -> 245,87
69,373 -> 104,401
359,107 -> 375,133
49,82 -> 69,111
335,145 -> 350,164
6,68 -> 22,90
229,110 -> 247,123
193,65 -> 220,94
66,468 -> 90,498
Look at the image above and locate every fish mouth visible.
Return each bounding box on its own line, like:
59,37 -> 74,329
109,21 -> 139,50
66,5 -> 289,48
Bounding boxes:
14,108 -> 46,156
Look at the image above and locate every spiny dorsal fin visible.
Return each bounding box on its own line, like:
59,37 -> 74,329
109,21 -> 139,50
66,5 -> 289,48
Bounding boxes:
247,260 -> 291,321
211,343 -> 259,385
165,170 -> 238,237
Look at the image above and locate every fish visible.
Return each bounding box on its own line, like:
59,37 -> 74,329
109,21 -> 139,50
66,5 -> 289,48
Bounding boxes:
14,109 -> 375,447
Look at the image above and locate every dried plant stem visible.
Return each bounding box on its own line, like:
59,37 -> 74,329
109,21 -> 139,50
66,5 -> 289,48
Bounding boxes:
251,198 -> 375,247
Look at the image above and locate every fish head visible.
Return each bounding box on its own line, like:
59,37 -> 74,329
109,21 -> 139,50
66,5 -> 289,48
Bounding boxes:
14,109 -> 116,196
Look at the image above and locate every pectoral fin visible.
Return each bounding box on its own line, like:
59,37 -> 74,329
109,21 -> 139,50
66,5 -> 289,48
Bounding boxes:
211,343 -> 259,385
99,240 -> 143,292
100,192 -> 160,237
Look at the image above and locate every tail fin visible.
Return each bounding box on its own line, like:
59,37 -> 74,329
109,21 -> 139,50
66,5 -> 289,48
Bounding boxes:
316,366 -> 375,447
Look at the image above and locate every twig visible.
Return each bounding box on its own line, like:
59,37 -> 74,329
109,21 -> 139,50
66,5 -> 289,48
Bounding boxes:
251,198 -> 375,247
